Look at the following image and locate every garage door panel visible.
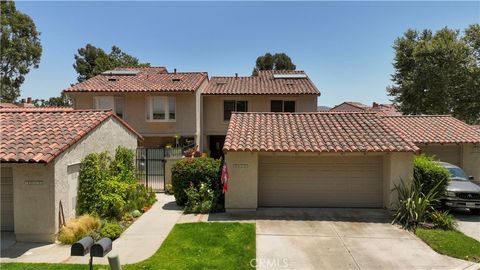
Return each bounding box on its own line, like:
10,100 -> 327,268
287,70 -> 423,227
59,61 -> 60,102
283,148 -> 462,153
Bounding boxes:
1,168 -> 14,231
259,156 -> 383,208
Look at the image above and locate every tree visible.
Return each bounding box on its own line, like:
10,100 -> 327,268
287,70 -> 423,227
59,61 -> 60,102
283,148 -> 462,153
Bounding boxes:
387,25 -> 480,124
42,92 -> 72,107
0,1 -> 42,102
252,52 -> 296,75
73,44 -> 149,82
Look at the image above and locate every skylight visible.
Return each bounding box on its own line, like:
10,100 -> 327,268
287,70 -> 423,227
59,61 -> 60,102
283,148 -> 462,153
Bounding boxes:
273,74 -> 307,79
101,70 -> 139,76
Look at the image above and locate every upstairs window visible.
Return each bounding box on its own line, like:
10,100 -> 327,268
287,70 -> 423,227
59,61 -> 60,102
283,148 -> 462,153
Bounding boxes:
271,100 -> 296,113
224,100 -> 248,121
94,96 -> 124,118
146,96 -> 176,122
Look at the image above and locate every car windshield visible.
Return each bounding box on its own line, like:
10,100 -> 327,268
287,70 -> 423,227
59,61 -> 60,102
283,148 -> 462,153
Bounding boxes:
447,167 -> 468,181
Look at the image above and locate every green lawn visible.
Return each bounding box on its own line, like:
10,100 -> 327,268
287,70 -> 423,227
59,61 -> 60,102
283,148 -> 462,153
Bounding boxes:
416,228 -> 480,262
1,222 -> 256,270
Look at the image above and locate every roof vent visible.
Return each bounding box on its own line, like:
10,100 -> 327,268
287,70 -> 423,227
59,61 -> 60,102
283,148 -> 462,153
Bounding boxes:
216,81 -> 227,85
273,74 -> 307,79
108,78 -> 118,82
172,78 -> 181,82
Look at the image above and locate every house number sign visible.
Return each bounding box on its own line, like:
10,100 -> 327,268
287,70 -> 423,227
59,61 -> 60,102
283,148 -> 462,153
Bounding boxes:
232,164 -> 248,169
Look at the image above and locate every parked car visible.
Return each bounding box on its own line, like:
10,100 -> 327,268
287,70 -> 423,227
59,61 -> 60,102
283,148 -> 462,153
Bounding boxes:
440,162 -> 480,215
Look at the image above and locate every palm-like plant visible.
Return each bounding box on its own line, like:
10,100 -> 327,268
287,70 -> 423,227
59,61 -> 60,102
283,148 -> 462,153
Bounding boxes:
392,178 -> 442,230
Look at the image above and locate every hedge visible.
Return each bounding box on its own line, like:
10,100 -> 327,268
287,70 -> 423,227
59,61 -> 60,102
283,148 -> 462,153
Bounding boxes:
413,154 -> 450,199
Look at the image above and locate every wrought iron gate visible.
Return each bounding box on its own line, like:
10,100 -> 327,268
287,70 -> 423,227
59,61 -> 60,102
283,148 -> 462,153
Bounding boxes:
136,148 -> 165,191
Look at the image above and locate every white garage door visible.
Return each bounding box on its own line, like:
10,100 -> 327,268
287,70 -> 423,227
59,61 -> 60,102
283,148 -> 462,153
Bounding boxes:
259,156 -> 383,208
1,167 -> 14,231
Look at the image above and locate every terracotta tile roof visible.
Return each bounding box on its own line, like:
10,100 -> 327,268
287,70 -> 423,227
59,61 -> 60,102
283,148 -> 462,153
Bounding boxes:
0,109 -> 142,163
224,112 -> 418,153
368,104 -> 402,116
330,102 -> 369,112
204,70 -> 320,95
0,103 -> 18,108
0,106 -> 73,112
64,67 -> 207,93
382,115 -> 480,144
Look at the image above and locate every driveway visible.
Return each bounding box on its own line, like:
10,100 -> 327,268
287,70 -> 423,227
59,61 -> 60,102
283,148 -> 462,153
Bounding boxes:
207,208 -> 477,270
453,210 -> 480,241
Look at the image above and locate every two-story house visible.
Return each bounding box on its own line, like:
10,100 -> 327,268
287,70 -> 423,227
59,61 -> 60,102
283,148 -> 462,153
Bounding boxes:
202,70 -> 320,158
65,67 -> 208,148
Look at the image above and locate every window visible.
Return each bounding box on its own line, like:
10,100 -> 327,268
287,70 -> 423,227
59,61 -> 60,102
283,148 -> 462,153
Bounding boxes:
147,96 -> 176,122
94,96 -> 124,118
271,100 -> 296,112
223,100 -> 248,121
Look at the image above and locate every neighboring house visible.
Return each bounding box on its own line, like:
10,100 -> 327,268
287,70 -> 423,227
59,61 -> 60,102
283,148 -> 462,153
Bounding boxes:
64,67 -> 208,148
330,101 -> 402,116
223,112 -> 417,211
0,103 -> 18,108
383,115 -> 480,185
330,101 -> 369,112
317,105 -> 331,111
202,70 -> 320,159
473,125 -> 480,132
0,108 -> 141,242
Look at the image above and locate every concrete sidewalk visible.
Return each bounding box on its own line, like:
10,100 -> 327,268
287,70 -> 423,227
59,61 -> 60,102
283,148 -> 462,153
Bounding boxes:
1,193 -> 183,265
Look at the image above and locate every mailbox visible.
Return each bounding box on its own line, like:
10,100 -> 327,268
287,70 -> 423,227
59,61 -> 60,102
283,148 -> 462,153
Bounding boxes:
91,237 -> 113,257
71,236 -> 94,256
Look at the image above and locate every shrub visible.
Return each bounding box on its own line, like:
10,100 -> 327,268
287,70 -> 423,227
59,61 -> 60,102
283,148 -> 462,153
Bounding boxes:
125,183 -> 157,212
184,183 -> 215,214
131,210 -> 141,218
171,157 -> 221,206
414,155 -> 450,200
77,152 -> 111,215
429,210 -> 457,230
58,215 -> 100,244
110,146 -> 136,183
392,178 -> 442,230
98,178 -> 130,219
100,221 -> 123,240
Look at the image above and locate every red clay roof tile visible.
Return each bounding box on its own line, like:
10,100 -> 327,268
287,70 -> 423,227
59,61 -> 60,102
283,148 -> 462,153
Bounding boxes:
0,109 -> 142,163
224,112 -> 418,153
204,70 -> 320,95
382,115 -> 480,144
64,67 -> 207,93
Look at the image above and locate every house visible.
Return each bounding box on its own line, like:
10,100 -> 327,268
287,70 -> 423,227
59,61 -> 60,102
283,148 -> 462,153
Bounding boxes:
330,101 -> 402,116
64,67 -> 208,149
0,108 -> 141,242
202,70 -> 320,159
223,112 -> 417,211
383,115 -> 480,184
317,105 -> 331,111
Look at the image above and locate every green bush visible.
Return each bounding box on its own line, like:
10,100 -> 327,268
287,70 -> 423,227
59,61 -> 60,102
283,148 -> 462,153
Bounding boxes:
184,183 -> 215,214
58,215 -> 100,244
171,157 -> 221,206
100,221 -> 123,240
77,147 -> 156,220
429,210 -> 457,230
77,152 -> 111,215
392,178 -> 442,230
414,155 -> 450,199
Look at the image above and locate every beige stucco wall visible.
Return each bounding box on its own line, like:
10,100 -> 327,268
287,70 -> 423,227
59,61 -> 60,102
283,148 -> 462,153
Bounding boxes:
1,163 -> 56,242
461,144 -> 480,185
53,117 -> 138,236
202,95 -> 318,149
383,152 -> 414,209
164,157 -> 183,186
224,152 -> 259,210
224,151 -> 414,211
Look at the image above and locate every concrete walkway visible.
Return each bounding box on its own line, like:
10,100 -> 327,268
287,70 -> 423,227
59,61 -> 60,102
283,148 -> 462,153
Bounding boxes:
191,208 -> 479,270
453,210 -> 480,242
1,193 -> 182,265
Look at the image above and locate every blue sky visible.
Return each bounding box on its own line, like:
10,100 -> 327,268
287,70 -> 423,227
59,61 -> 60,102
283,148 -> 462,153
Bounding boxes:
16,1 -> 479,107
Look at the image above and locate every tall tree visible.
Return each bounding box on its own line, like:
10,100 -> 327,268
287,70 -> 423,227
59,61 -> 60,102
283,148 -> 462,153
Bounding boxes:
0,1 -> 42,102
73,44 -> 149,82
252,52 -> 296,75
387,25 -> 480,124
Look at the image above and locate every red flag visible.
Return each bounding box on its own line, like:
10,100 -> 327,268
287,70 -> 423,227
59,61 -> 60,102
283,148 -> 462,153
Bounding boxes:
221,162 -> 229,193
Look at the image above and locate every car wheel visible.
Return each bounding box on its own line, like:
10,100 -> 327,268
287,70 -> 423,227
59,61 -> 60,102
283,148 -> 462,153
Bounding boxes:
470,209 -> 480,215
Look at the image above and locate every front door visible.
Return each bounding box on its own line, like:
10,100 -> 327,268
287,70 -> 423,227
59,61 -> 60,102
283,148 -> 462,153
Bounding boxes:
209,136 -> 226,160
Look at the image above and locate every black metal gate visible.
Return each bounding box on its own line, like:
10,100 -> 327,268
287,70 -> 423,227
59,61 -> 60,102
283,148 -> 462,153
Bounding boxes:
136,148 -> 165,191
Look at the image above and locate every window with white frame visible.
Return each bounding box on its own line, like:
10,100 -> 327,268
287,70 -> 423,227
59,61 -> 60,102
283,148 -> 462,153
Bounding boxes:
94,96 -> 124,118
146,96 -> 176,121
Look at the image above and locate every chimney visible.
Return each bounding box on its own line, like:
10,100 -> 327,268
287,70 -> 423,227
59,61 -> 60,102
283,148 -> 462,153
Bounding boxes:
372,102 -> 379,108
235,73 -> 238,79
174,68 -> 177,74
19,97 -> 35,107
